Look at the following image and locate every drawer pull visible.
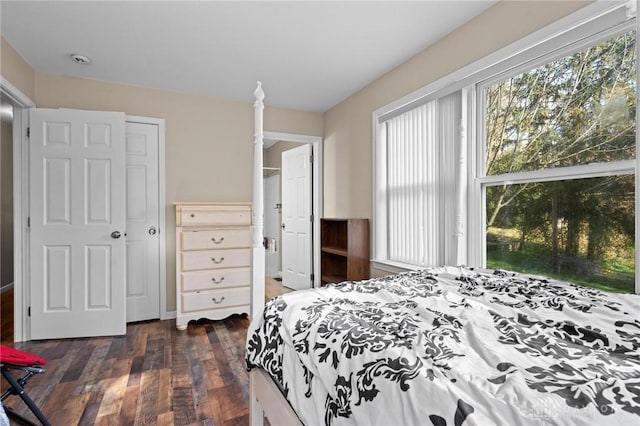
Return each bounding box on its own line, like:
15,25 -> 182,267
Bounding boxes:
211,257 -> 225,264
190,213 -> 195,218
211,237 -> 225,244
212,296 -> 226,304
211,277 -> 225,284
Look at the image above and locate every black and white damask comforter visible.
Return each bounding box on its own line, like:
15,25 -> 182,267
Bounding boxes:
246,267 -> 640,425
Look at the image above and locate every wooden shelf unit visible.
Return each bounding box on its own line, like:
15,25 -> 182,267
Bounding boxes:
320,218 -> 369,286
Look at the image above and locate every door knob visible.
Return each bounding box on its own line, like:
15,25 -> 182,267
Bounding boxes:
111,231 -> 122,239
148,226 -> 157,235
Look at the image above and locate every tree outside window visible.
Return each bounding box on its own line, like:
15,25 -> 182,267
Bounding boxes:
484,31 -> 636,293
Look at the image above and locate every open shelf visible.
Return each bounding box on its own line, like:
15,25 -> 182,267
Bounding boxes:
320,219 -> 369,286
321,246 -> 348,256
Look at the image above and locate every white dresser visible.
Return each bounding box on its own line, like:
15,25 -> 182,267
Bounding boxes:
175,202 -> 252,330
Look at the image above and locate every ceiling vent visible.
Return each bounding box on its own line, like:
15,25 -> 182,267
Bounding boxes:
70,54 -> 91,65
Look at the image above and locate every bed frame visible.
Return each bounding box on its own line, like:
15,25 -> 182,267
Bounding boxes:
249,82 -> 304,426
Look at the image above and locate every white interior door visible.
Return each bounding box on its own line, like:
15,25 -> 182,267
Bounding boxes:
125,121 -> 160,322
281,144 -> 312,290
29,108 -> 126,339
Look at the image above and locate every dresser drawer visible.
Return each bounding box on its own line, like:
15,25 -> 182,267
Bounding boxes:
181,248 -> 250,271
182,267 -> 250,292
182,229 -> 250,251
181,287 -> 250,312
180,206 -> 251,226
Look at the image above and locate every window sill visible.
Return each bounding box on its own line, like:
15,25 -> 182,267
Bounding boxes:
371,259 -> 422,275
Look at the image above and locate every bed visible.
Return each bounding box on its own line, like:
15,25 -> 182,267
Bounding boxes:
246,83 -> 640,425
247,266 -> 640,425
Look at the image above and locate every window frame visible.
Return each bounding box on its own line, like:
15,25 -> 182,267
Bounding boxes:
372,0 -> 639,294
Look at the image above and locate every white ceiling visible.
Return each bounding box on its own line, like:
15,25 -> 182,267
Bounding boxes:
1,1 -> 495,112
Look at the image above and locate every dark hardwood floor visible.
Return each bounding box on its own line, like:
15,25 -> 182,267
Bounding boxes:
1,280 -> 294,425
4,316 -> 251,425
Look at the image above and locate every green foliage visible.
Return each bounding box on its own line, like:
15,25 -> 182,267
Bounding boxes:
487,227 -> 634,293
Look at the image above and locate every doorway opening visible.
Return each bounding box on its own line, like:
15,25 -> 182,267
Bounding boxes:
263,132 -> 322,291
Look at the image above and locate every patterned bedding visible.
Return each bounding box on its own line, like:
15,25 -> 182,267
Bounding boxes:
246,266 -> 640,425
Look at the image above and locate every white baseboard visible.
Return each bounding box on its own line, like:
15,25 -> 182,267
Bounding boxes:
162,310 -> 177,320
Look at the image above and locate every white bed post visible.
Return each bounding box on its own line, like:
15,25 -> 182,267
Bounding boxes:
250,81 -> 266,426
251,81 -> 266,319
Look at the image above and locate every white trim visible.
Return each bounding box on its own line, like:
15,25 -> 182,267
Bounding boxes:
263,131 -> 323,289
0,77 -> 34,108
15,108 -> 29,342
480,160 -> 636,186
125,115 -> 169,320
1,77 -> 35,342
370,260 -> 418,274
264,131 -> 320,145
636,7 -> 639,295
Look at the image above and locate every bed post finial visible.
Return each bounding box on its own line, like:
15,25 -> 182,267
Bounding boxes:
254,81 -> 264,103
251,81 -> 266,320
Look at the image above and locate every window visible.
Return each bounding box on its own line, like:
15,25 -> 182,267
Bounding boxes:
373,1 -> 638,293
376,91 -> 462,269
481,30 -> 636,293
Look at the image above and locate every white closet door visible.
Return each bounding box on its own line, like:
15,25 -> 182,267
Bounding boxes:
125,121 -> 160,322
281,144 -> 312,290
29,108 -> 126,339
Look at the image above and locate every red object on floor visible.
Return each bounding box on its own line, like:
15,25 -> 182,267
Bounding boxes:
0,345 -> 47,366
0,345 -> 50,426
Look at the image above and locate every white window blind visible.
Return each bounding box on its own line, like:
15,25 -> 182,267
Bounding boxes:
383,91 -> 461,268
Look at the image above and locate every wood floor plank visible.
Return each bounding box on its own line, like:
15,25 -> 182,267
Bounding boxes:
96,375 -> 129,418
157,368 -> 173,417
77,390 -> 103,425
119,383 -> 140,425
202,358 -> 224,390
60,391 -> 92,425
172,386 -> 197,425
134,370 -> 159,425
157,411 -> 175,426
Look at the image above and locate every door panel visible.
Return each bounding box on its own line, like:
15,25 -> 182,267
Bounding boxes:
30,108 -> 126,339
281,144 -> 312,290
125,121 -> 160,322
44,245 -> 70,311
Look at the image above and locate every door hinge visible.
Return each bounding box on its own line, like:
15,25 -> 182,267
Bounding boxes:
28,306 -> 31,317
27,217 -> 30,227
310,214 -> 314,223
310,154 -> 314,163
27,127 -> 30,138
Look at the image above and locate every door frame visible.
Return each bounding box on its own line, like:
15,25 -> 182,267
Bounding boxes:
1,79 -> 169,341
1,77 -> 34,343
264,131 -> 322,288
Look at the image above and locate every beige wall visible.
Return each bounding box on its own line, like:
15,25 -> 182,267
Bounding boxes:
323,1 -> 590,221
34,72 -> 323,311
265,141 -> 300,169
1,37 -> 35,100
